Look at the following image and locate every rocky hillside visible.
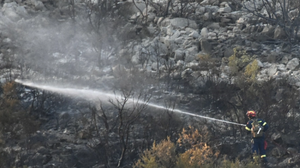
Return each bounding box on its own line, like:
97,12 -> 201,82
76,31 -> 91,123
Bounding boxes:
0,0 -> 300,167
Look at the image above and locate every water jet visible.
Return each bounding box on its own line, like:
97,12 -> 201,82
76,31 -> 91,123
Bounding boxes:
15,79 -> 246,127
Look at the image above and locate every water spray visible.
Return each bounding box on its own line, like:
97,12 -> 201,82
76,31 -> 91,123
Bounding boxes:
15,79 -> 246,127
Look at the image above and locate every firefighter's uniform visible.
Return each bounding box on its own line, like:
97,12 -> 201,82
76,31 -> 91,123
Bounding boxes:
245,118 -> 269,161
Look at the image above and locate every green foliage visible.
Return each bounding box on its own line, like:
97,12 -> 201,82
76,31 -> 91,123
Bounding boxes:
197,53 -> 219,71
135,127 -> 219,168
135,126 -> 264,168
228,48 -> 254,76
134,137 -> 176,168
198,53 -> 211,61
177,126 -> 218,167
244,59 -> 259,81
221,158 -> 261,168
228,51 -> 239,74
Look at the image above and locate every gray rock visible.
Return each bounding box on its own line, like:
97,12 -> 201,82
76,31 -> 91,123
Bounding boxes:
200,39 -> 212,54
287,147 -> 298,156
266,64 -> 277,76
203,12 -> 212,21
201,0 -> 220,5
218,6 -> 232,13
207,22 -> 220,30
31,0 -> 45,10
261,25 -> 275,37
224,47 -> 234,57
170,18 -> 198,30
286,58 -> 299,70
243,0 -> 263,11
201,28 -> 209,39
131,54 -> 140,64
185,61 -> 200,71
189,31 -> 199,39
2,2 -> 21,21
185,54 -> 197,63
59,112 -> 72,129
274,26 -> 287,39
181,68 -> 193,79
195,6 -> 206,15
174,49 -> 185,61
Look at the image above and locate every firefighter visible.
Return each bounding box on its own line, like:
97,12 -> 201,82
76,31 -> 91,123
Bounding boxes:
245,111 -> 269,163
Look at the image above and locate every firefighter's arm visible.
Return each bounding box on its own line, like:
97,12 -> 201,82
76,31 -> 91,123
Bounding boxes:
245,121 -> 251,131
262,120 -> 269,132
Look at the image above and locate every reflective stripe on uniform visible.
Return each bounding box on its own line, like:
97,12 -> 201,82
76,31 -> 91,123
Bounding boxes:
258,120 -> 262,123
245,126 -> 251,131
263,122 -> 267,126
261,155 -> 266,158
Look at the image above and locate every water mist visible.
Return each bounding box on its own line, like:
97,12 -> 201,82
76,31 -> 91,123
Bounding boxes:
15,79 -> 246,127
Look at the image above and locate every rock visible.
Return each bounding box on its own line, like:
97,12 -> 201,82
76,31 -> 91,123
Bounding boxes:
37,146 -> 50,155
200,39 -> 212,54
271,147 -> 285,157
112,64 -> 128,77
218,6 -> 232,13
59,112 -> 72,129
224,47 -> 234,57
286,58 -> 299,70
181,68 -> 192,79
174,49 -> 185,61
201,28 -> 209,39
171,30 -> 181,39
274,26 -> 287,39
267,156 -> 278,164
170,18 -> 198,30
131,54 -> 140,64
195,6 -> 206,15
261,25 -> 275,37
287,147 -> 298,156
189,31 -> 199,39
201,0 -> 220,5
207,22 -> 220,30
266,64 -> 277,76
185,61 -> 200,71
203,12 -> 212,21
31,0 -> 45,10
78,129 -> 92,139
282,134 -> 299,146
158,17 -> 170,27
243,0 -> 263,11
184,53 -> 197,63
2,2 -> 22,21
271,132 -> 282,142
281,55 -> 292,64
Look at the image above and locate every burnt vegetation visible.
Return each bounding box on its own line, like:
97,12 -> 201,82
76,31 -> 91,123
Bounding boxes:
1,0 -> 300,167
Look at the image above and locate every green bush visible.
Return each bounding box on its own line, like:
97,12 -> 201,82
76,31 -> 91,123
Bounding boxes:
134,126 -> 262,168
134,137 -> 176,168
228,48 -> 255,76
244,59 -> 259,81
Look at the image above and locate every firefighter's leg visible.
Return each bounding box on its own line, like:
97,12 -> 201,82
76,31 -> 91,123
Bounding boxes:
252,139 -> 259,160
259,138 -> 267,162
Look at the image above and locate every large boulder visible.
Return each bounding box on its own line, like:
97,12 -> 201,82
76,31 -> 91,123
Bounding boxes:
286,58 -> 299,70
274,26 -> 287,39
200,39 -> 212,55
170,18 -> 198,30
2,2 -> 28,21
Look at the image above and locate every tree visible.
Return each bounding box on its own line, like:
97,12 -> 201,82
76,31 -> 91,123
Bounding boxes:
244,0 -> 300,42
109,88 -> 151,167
